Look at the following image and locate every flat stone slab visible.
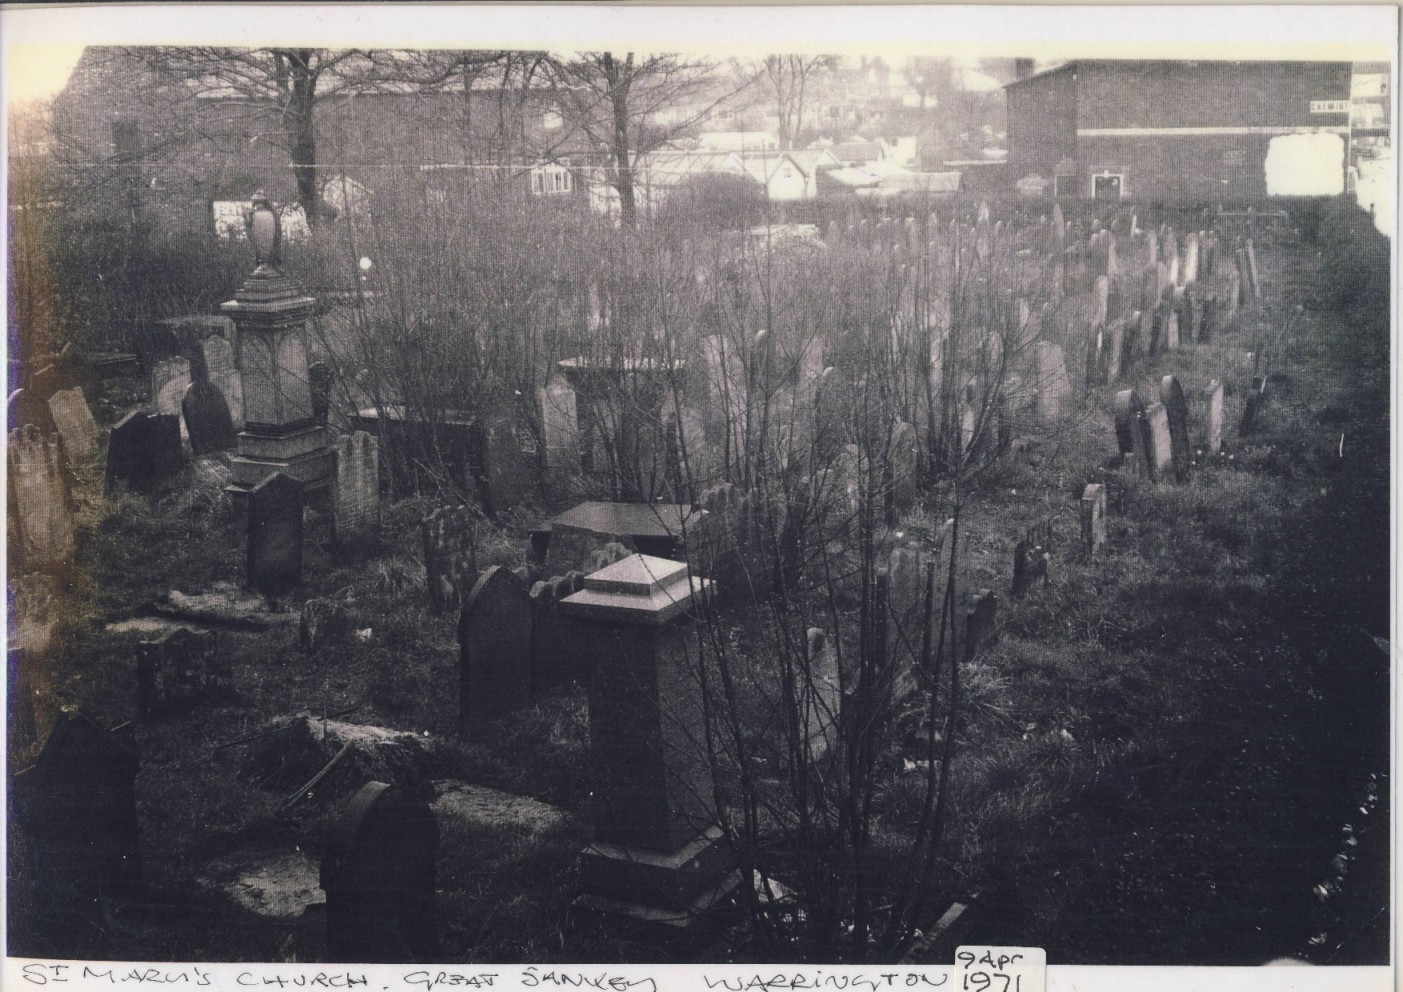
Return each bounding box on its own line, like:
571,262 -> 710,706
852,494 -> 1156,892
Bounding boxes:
431,780 -> 569,835
152,582 -> 298,628
199,848 -> 324,920
106,617 -> 204,637
544,502 -> 698,540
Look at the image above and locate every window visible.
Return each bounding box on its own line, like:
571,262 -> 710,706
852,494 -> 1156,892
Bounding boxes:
530,163 -> 573,196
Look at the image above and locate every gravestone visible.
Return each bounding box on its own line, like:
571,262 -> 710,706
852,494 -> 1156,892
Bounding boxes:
137,627 -> 225,719
1207,379 -> 1224,455
9,426 -> 75,573
803,628 -> 841,762
889,420 -> 919,511
529,571 -> 586,692
105,412 -> 173,493
561,555 -> 738,928
333,431 -> 380,550
1081,483 -> 1107,556
1182,232 -> 1200,284
423,505 -> 475,614
1245,239 -> 1261,298
1010,521 -> 1051,598
322,781 -> 439,963
203,335 -> 243,425
540,375 -> 581,480
150,356 -> 191,419
47,388 -> 99,463
481,416 -> 537,513
308,361 -> 333,426
1112,388 -> 1142,456
1165,309 -> 1180,351
1144,402 -> 1173,482
1034,342 -> 1071,421
458,566 -> 534,732
886,546 -> 930,671
1106,313 -> 1125,383
9,387 -> 57,435
247,472 -> 304,592
1241,375 -> 1268,435
1093,275 -> 1109,329
1185,289 -> 1204,344
30,364 -> 63,403
12,713 -> 141,901
182,379 -> 236,455
1159,376 -> 1191,482
963,589 -> 997,663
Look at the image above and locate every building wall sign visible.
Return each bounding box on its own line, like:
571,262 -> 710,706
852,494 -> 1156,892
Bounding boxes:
1309,100 -> 1350,114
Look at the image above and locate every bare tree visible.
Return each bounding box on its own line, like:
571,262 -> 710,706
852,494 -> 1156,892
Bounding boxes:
758,54 -> 839,150
544,52 -> 741,227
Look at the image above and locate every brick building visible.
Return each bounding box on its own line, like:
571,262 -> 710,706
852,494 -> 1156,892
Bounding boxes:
1005,60 -> 1353,204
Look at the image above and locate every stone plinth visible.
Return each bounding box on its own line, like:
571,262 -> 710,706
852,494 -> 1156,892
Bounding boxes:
559,553 -> 738,934
222,267 -> 332,495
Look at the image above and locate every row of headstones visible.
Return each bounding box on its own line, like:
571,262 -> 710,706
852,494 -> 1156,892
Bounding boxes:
1114,375 -> 1224,485
12,713 -> 438,962
457,544 -> 634,730
246,433 -> 381,592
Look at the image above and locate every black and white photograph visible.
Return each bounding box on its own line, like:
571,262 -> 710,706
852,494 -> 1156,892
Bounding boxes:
3,3 -> 1396,985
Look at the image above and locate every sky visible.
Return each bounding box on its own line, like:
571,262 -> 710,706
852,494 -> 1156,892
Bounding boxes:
5,42 -> 85,106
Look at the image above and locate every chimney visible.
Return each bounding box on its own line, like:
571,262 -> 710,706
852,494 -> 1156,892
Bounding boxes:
1014,58 -> 1035,81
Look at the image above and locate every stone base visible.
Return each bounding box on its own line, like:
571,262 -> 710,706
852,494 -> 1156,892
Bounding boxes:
579,825 -> 733,908
572,870 -> 743,943
226,442 -> 334,493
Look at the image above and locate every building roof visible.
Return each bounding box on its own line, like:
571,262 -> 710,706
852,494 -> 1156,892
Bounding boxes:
1005,58 -> 1354,91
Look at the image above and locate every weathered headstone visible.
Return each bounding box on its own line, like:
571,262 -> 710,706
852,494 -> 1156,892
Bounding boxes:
308,361 -> 333,426
1093,275 -> 1109,329
333,431 -> 380,550
9,387 -> 57,436
963,589 -> 997,663
47,388 -> 99,463
137,627 -> 225,719
1165,309 -> 1180,351
481,416 -> 537,513
12,713 -> 141,901
1182,232 -> 1200,285
322,781 -> 439,963
1207,379 -> 1224,455
529,571 -> 586,692
247,472 -> 304,592
539,376 -> 580,480
1144,402 -> 1173,482
889,420 -> 918,511
458,566 -> 534,731
9,426 -> 75,573
422,505 -> 475,614
203,335 -> 244,425
1080,483 -> 1107,556
1159,376 -> 1191,482
150,356 -> 191,419
1034,342 -> 1071,421
1106,313 -> 1125,383
182,379 -> 236,455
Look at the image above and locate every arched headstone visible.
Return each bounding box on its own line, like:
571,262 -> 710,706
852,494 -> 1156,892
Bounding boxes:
458,566 -> 533,732
322,782 -> 438,963
182,379 -> 236,456
247,472 -> 304,592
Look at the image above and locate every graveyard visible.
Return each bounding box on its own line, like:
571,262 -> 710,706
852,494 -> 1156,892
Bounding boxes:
6,185 -> 1391,968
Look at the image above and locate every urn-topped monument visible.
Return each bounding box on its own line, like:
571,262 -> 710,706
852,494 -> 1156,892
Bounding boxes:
221,192 -> 333,493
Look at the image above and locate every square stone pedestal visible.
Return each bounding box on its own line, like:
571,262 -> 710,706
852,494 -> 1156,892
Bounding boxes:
560,554 -> 739,939
227,422 -> 335,493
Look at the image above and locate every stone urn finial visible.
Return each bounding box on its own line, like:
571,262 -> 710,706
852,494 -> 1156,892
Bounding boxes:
247,190 -> 282,272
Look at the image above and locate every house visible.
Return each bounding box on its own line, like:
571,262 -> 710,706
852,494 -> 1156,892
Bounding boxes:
697,131 -> 780,152
1005,59 -> 1353,202
737,149 -> 840,201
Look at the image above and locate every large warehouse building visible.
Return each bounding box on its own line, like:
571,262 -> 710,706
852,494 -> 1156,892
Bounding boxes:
1005,60 -> 1353,204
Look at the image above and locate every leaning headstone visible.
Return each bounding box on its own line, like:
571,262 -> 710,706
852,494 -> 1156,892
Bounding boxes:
458,566 -> 534,732
333,431 -> 380,550
247,472 -> 304,593
150,356 -> 190,418
1144,402 -> 1173,482
802,628 -> 841,762
1207,380 -> 1224,455
422,505 -> 475,614
963,589 -> 998,663
13,713 -> 141,904
1034,342 -> 1071,421
182,379 -> 236,456
1159,376 -> 1191,482
1080,483 -> 1107,556
9,426 -> 75,574
47,388 -> 99,463
322,781 -> 439,963
137,627 -> 225,719
202,335 -> 243,425
889,421 -> 918,511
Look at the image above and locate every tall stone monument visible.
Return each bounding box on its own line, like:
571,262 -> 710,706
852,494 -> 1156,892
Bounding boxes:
560,553 -> 739,934
221,192 -> 333,495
